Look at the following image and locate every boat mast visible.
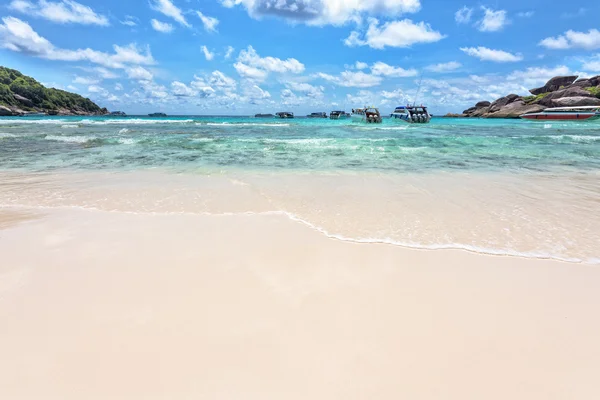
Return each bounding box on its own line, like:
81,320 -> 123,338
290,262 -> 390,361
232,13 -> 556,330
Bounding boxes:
413,74 -> 424,107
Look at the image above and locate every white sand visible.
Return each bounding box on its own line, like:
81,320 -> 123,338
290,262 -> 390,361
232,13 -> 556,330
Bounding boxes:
1,207 -> 599,399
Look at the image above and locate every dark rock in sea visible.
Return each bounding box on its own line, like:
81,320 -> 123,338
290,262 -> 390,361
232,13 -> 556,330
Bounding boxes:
571,79 -> 591,88
551,96 -> 600,107
538,86 -> 594,107
488,94 -> 520,113
457,74 -> 600,118
529,75 -> 578,95
0,105 -> 14,116
486,101 -> 545,118
587,75 -> 600,87
110,111 -> 127,116
462,101 -> 492,117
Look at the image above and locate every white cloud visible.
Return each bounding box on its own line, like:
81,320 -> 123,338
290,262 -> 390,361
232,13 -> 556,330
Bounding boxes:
137,79 -> 169,99
234,46 -> 304,81
93,67 -> 119,79
507,66 -> 572,87
234,62 -> 269,81
244,84 -> 271,104
346,90 -> 375,105
0,17 -> 155,69
190,76 -> 217,98
460,47 -> 523,62
280,88 -> 300,106
171,81 -> 197,97
120,15 -> 137,26
539,36 -> 570,50
76,66 -> 119,79
539,29 -> 600,50
151,19 -> 173,33
8,0 -> 109,26
345,19 -> 445,49
355,61 -> 368,70
582,55 -> 600,72
286,82 -> 324,98
201,46 -> 214,61
150,0 -> 189,27
220,0 -> 422,26
316,71 -> 383,88
127,66 -> 153,80
114,83 -> 123,91
426,61 -> 462,73
73,76 -> 99,85
455,6 -> 473,24
208,71 -> 237,90
343,31 -> 364,47
196,11 -> 219,32
561,8 -> 586,19
370,61 -> 418,77
238,46 -> 304,73
380,88 -> 408,101
478,7 -> 508,32
517,11 -> 534,18
224,46 -> 235,59
87,84 -> 106,94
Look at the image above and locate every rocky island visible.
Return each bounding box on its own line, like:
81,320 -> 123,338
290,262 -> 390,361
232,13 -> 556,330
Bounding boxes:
0,66 -> 108,116
448,75 -> 600,118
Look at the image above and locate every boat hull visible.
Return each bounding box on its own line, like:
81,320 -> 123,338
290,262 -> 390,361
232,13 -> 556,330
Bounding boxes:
390,113 -> 431,124
521,112 -> 600,121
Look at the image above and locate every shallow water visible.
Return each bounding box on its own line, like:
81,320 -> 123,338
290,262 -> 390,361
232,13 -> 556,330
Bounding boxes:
0,115 -> 599,172
1,115 -> 599,263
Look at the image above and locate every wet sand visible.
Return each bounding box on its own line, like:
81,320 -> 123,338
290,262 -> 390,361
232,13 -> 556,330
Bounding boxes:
1,207 -> 599,400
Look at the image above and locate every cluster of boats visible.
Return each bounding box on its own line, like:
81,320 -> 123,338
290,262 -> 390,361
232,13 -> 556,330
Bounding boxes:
255,105 -> 432,124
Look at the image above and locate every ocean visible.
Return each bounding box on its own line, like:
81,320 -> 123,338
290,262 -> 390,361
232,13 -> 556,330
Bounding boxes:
1,115 -> 599,263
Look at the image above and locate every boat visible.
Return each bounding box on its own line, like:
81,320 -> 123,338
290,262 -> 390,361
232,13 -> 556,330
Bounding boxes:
329,111 -> 350,120
351,107 -> 382,124
307,112 -> 328,118
276,112 -> 294,119
520,106 -> 600,121
21,112 -> 47,117
390,105 -> 431,124
148,112 -> 167,117
255,113 -> 274,118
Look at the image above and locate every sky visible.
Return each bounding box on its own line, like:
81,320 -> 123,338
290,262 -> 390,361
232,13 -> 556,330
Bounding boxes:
1,0 -> 600,115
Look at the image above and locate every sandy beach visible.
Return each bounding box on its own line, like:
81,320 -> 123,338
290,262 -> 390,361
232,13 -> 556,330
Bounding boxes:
1,201 -> 600,399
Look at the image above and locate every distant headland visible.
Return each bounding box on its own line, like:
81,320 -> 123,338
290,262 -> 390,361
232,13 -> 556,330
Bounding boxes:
446,75 -> 600,118
0,66 -> 108,116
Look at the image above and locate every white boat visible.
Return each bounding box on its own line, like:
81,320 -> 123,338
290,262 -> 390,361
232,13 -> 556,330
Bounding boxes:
351,107 -> 382,124
276,112 -> 294,119
520,106 -> 600,121
330,111 -> 350,120
390,105 -> 431,124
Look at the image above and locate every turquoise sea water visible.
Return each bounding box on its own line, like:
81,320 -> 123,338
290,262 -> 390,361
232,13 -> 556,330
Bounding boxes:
1,115 -> 599,173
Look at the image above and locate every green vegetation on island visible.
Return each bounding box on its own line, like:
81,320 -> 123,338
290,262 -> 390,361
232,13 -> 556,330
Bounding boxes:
0,66 -> 108,116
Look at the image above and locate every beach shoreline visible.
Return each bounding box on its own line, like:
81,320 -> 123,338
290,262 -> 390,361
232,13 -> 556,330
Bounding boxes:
1,206 -> 599,399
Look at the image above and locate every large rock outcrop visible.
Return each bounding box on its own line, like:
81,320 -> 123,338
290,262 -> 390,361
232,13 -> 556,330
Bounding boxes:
529,76 -> 578,95
454,75 -> 600,118
552,96 -> 600,107
0,105 -> 13,116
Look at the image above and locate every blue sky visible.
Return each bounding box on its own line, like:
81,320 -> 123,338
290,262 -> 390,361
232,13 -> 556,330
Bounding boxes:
1,0 -> 599,115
